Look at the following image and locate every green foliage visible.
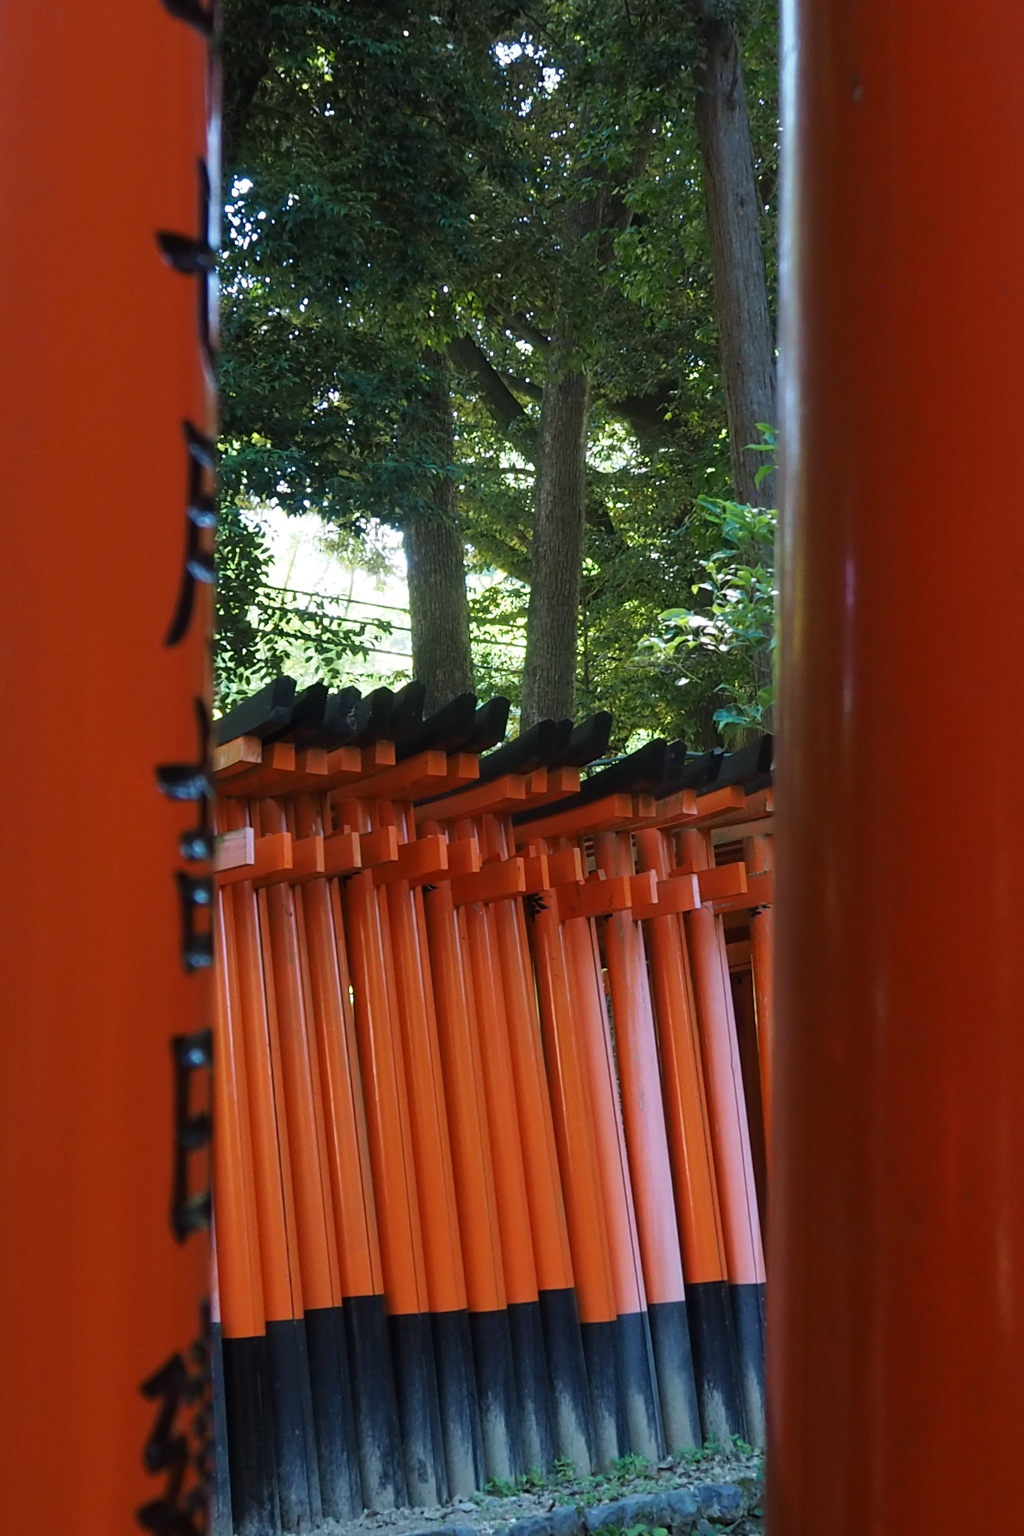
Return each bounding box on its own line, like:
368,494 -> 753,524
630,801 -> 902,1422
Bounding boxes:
656,497 -> 776,739
216,499 -> 273,701
217,0 -> 780,734
467,574 -> 527,716
218,304 -> 438,522
219,0 -> 517,542
222,0 -> 513,311
469,1439 -> 763,1519
749,423 -> 778,488
215,501 -> 386,708
482,1476 -> 519,1499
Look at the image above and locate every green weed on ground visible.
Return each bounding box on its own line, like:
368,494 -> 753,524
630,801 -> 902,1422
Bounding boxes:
478,1440 -> 763,1530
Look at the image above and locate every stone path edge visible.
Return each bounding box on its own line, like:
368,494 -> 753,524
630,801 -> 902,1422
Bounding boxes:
401,1482 -> 753,1536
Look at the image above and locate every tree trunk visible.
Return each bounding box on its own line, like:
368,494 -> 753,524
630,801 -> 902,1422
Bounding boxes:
519,332 -> 589,728
694,9 -> 776,510
402,356 -> 474,714
694,10 -> 776,729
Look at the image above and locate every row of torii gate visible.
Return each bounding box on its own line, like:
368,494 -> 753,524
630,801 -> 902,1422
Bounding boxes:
0,1 -> 1019,1533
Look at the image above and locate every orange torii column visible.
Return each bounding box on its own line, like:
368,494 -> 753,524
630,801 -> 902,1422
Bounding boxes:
773,1 -> 1024,1531
0,2 -> 216,1533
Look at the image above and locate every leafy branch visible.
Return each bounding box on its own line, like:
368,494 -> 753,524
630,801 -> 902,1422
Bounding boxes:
656,496 -> 776,739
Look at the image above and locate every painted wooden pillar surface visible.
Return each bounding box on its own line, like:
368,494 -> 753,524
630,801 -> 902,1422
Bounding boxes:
0,3 -> 216,1529
774,0 -> 1024,1528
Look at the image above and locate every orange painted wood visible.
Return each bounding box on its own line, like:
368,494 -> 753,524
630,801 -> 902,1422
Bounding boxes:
214,735 -> 263,777
495,901 -> 576,1296
359,826 -> 400,869
464,901 -> 541,1307
629,873 -> 702,922
522,767 -> 582,805
593,833 -> 687,1310
343,869 -> 430,1316
292,796 -> 384,1302
414,773 -> 527,824
337,749 -> 479,807
695,787 -> 773,828
629,870 -> 659,908
772,1 -> 1024,1523
514,792 -> 635,842
527,905 -> 618,1326
338,748 -> 444,801
249,832 -> 296,887
223,842 -> 305,1329
711,869 -> 773,914
423,884 -> 507,1315
387,878 -> 468,1318
216,826 -> 255,872
555,873 -> 631,923
290,834 -> 327,882
446,837 -> 483,877
322,829 -> 362,877
214,831 -> 293,888
683,909 -> 765,1291
726,938 -> 754,970
324,740 -> 400,789
686,899 -> 766,1295
743,835 -> 774,1166
520,853 -> 551,892
218,742 -> 297,797
373,832 -> 449,887
690,785 -> 746,821
213,889 -> 266,1343
321,746 -> 363,786
677,830 -> 764,1306
560,915 -> 648,1322
258,794 -> 344,1317
360,741 -> 398,773
697,863 -> 749,903
648,789 -> 700,828
634,828 -> 729,1290
451,858 -> 528,907
323,739 -> 397,791
285,748 -> 332,794
0,8 -> 215,1522
539,847 -> 586,885
470,811 -> 577,1307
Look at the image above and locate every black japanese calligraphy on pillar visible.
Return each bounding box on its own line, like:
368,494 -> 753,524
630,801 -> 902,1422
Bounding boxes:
136,1319 -> 214,1536
164,424 -> 217,649
140,2 -> 221,1532
171,1028 -> 214,1242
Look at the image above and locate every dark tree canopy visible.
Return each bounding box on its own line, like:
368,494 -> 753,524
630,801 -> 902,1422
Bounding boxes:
217,0 -> 779,743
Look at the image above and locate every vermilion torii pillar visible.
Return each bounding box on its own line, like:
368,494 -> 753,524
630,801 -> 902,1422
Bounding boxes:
0,3 -> 217,1531
773,1 -> 1024,1530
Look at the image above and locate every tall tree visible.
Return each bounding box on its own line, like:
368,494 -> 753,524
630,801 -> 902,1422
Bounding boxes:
460,4 -> 704,722
219,0 -> 509,703
691,1 -> 777,723
693,0 -> 776,507
520,330 -> 590,725
217,0 -> 779,742
402,354 -> 475,711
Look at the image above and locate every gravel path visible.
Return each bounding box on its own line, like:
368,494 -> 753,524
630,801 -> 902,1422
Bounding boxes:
317,1448 -> 764,1536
